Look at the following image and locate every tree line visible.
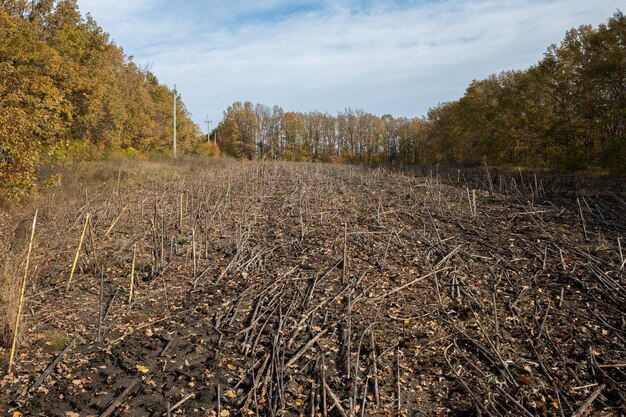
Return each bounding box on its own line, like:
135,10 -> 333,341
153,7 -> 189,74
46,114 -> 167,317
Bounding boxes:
215,12 -> 625,173
0,0 -> 206,199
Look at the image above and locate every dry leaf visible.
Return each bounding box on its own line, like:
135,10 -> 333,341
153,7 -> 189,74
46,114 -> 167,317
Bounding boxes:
516,374 -> 534,385
136,365 -> 150,373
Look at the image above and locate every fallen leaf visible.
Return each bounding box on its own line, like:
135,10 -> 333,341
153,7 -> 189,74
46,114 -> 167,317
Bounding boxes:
220,410 -> 230,417
136,365 -> 150,373
516,374 -> 534,385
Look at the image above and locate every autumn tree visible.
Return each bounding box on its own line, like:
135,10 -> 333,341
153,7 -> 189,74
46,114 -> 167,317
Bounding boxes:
0,2 -> 202,199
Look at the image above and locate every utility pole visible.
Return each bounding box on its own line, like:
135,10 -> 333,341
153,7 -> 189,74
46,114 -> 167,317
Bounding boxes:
173,85 -> 177,158
205,116 -> 212,143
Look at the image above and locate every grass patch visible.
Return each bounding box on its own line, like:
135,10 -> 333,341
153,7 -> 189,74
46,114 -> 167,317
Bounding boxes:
123,310 -> 150,325
37,330 -> 70,353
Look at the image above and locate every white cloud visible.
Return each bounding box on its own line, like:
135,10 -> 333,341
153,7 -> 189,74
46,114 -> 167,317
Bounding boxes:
76,0 -> 624,128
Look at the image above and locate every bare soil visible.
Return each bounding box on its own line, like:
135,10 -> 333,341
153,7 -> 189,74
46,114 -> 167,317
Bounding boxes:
0,159 -> 624,416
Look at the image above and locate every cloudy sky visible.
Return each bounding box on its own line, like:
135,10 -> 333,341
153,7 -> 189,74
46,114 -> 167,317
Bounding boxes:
75,0 -> 623,131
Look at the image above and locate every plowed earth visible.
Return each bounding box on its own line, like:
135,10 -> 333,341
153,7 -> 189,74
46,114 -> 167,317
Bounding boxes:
0,160 -> 624,416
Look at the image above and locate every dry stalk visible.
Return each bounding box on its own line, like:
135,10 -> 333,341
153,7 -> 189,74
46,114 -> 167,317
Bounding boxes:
105,206 -> 126,236
8,210 -> 38,374
128,243 -> 137,303
179,192 -> 184,231
342,222 -> 348,284
577,198 -> 588,241
67,212 -> 90,290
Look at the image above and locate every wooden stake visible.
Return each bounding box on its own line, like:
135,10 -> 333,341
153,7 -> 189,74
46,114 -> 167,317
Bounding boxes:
8,210 -> 38,374
68,213 -> 90,290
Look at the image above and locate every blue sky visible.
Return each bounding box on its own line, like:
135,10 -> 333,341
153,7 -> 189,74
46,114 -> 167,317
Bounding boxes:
75,0 -> 624,131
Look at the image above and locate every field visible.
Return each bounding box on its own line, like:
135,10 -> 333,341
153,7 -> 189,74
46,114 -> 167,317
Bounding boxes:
0,158 -> 625,416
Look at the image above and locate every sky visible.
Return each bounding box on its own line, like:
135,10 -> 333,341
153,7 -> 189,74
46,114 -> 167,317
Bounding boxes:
75,0 -> 623,131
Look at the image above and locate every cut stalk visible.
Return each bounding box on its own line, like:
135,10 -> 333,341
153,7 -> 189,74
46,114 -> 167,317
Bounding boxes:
179,193 -> 183,231
67,213 -> 90,290
8,210 -> 38,374
88,215 -> 98,268
342,223 -> 348,284
105,206 -> 126,236
129,243 -> 137,304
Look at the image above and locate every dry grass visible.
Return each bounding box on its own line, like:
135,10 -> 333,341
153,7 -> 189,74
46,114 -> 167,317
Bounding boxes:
36,330 -> 70,353
0,156 -> 229,348
0,256 -> 21,348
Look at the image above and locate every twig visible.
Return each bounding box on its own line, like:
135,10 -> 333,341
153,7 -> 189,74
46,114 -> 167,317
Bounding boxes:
286,329 -> 329,367
320,353 -> 327,417
25,335 -> 77,394
164,393 -> 195,415
371,268 -> 449,301
99,379 -> 140,417
217,384 -> 221,417
571,384 -> 605,417
325,384 -> 349,417
161,339 -> 174,356
443,344 -> 494,417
